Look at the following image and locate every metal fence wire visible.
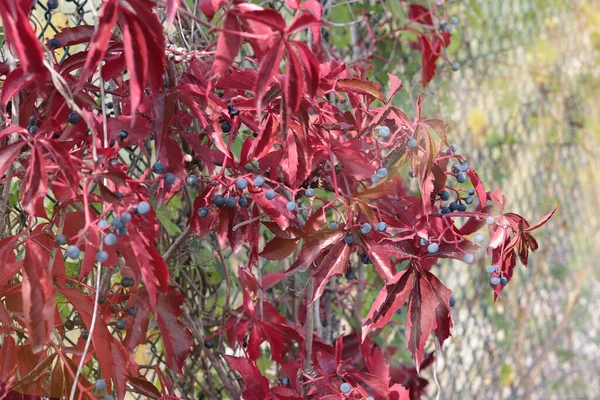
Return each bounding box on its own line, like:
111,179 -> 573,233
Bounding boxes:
29,0 -> 600,399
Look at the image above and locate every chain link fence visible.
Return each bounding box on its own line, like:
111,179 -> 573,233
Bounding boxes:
27,0 -> 600,398
421,0 -> 600,398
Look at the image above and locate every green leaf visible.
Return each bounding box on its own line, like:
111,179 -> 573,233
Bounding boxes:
156,206 -> 182,236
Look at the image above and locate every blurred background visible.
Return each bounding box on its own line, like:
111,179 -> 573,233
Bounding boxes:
28,0 -> 600,398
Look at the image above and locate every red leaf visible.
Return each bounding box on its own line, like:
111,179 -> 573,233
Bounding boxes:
233,4 -> 286,31
362,268 -> 414,341
286,229 -> 345,274
224,356 -> 270,400
211,12 -> 242,81
419,35 -> 442,89
0,335 -> 17,384
255,39 -> 285,113
293,41 -> 320,101
1,68 -> 32,111
127,225 -> 170,311
249,113 -> 278,160
333,147 -> 373,180
123,288 -> 151,351
336,79 -> 385,102
359,337 -> 390,385
126,376 -> 161,399
408,4 -> 433,25
311,241 -> 351,303
285,43 -> 304,113
155,287 -> 193,374
61,288 -> 116,392
260,237 -> 300,260
525,206 -> 558,232
22,238 -> 55,353
199,0 -> 225,20
407,269 -> 453,370
387,73 -> 403,102
21,147 -> 48,217
166,0 -> 181,27
0,1 -> 47,88
53,25 -> 97,47
466,168 -> 488,210
120,18 -> 148,117
0,140 -> 25,179
249,186 -> 294,230
78,0 -> 120,88
304,208 -> 326,234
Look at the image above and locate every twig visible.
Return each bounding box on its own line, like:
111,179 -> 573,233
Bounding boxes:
182,308 -> 242,398
302,279 -> 315,397
163,225 -> 191,264
69,263 -> 102,400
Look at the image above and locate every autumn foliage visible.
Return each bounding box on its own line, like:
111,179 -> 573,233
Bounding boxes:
0,0 -> 556,399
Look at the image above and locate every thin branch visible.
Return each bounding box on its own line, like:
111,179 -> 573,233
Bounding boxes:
69,263 -> 102,400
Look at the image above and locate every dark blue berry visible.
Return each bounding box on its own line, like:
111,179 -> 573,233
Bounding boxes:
490,276 -> 501,285
236,178 -> 248,190
204,339 -> 215,349
117,129 -> 128,139
467,188 -> 475,196
111,217 -> 123,228
427,243 -> 439,253
27,125 -> 38,134
104,233 -> 117,246
328,222 -> 338,230
286,201 -> 297,211
360,223 -> 372,234
95,379 -> 107,390
376,221 -> 387,232
449,297 -> 456,307
451,63 -> 460,71
440,190 -> 450,201
500,277 -> 508,285
186,175 -> 198,185
96,251 -> 109,263
457,204 -> 467,212
152,161 -> 165,174
116,226 -> 128,236
198,207 -> 209,217
449,202 -> 459,212
253,176 -> 265,187
238,197 -> 249,207
49,38 -> 60,48
213,195 -> 226,207
164,172 -> 176,185
67,112 -> 79,124
47,0 -> 58,9
420,237 -> 428,246
441,207 -> 451,214
343,235 -> 354,244
465,196 -> 473,205
66,245 -> 80,259
127,306 -> 136,316
115,320 -> 126,330
280,376 -> 290,386
305,188 -> 315,197
137,201 -> 151,215
225,196 -> 236,208
120,212 -> 132,224
265,190 -> 276,200
345,270 -> 355,280
360,254 -> 371,264
56,234 -> 67,245
221,121 -> 231,133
